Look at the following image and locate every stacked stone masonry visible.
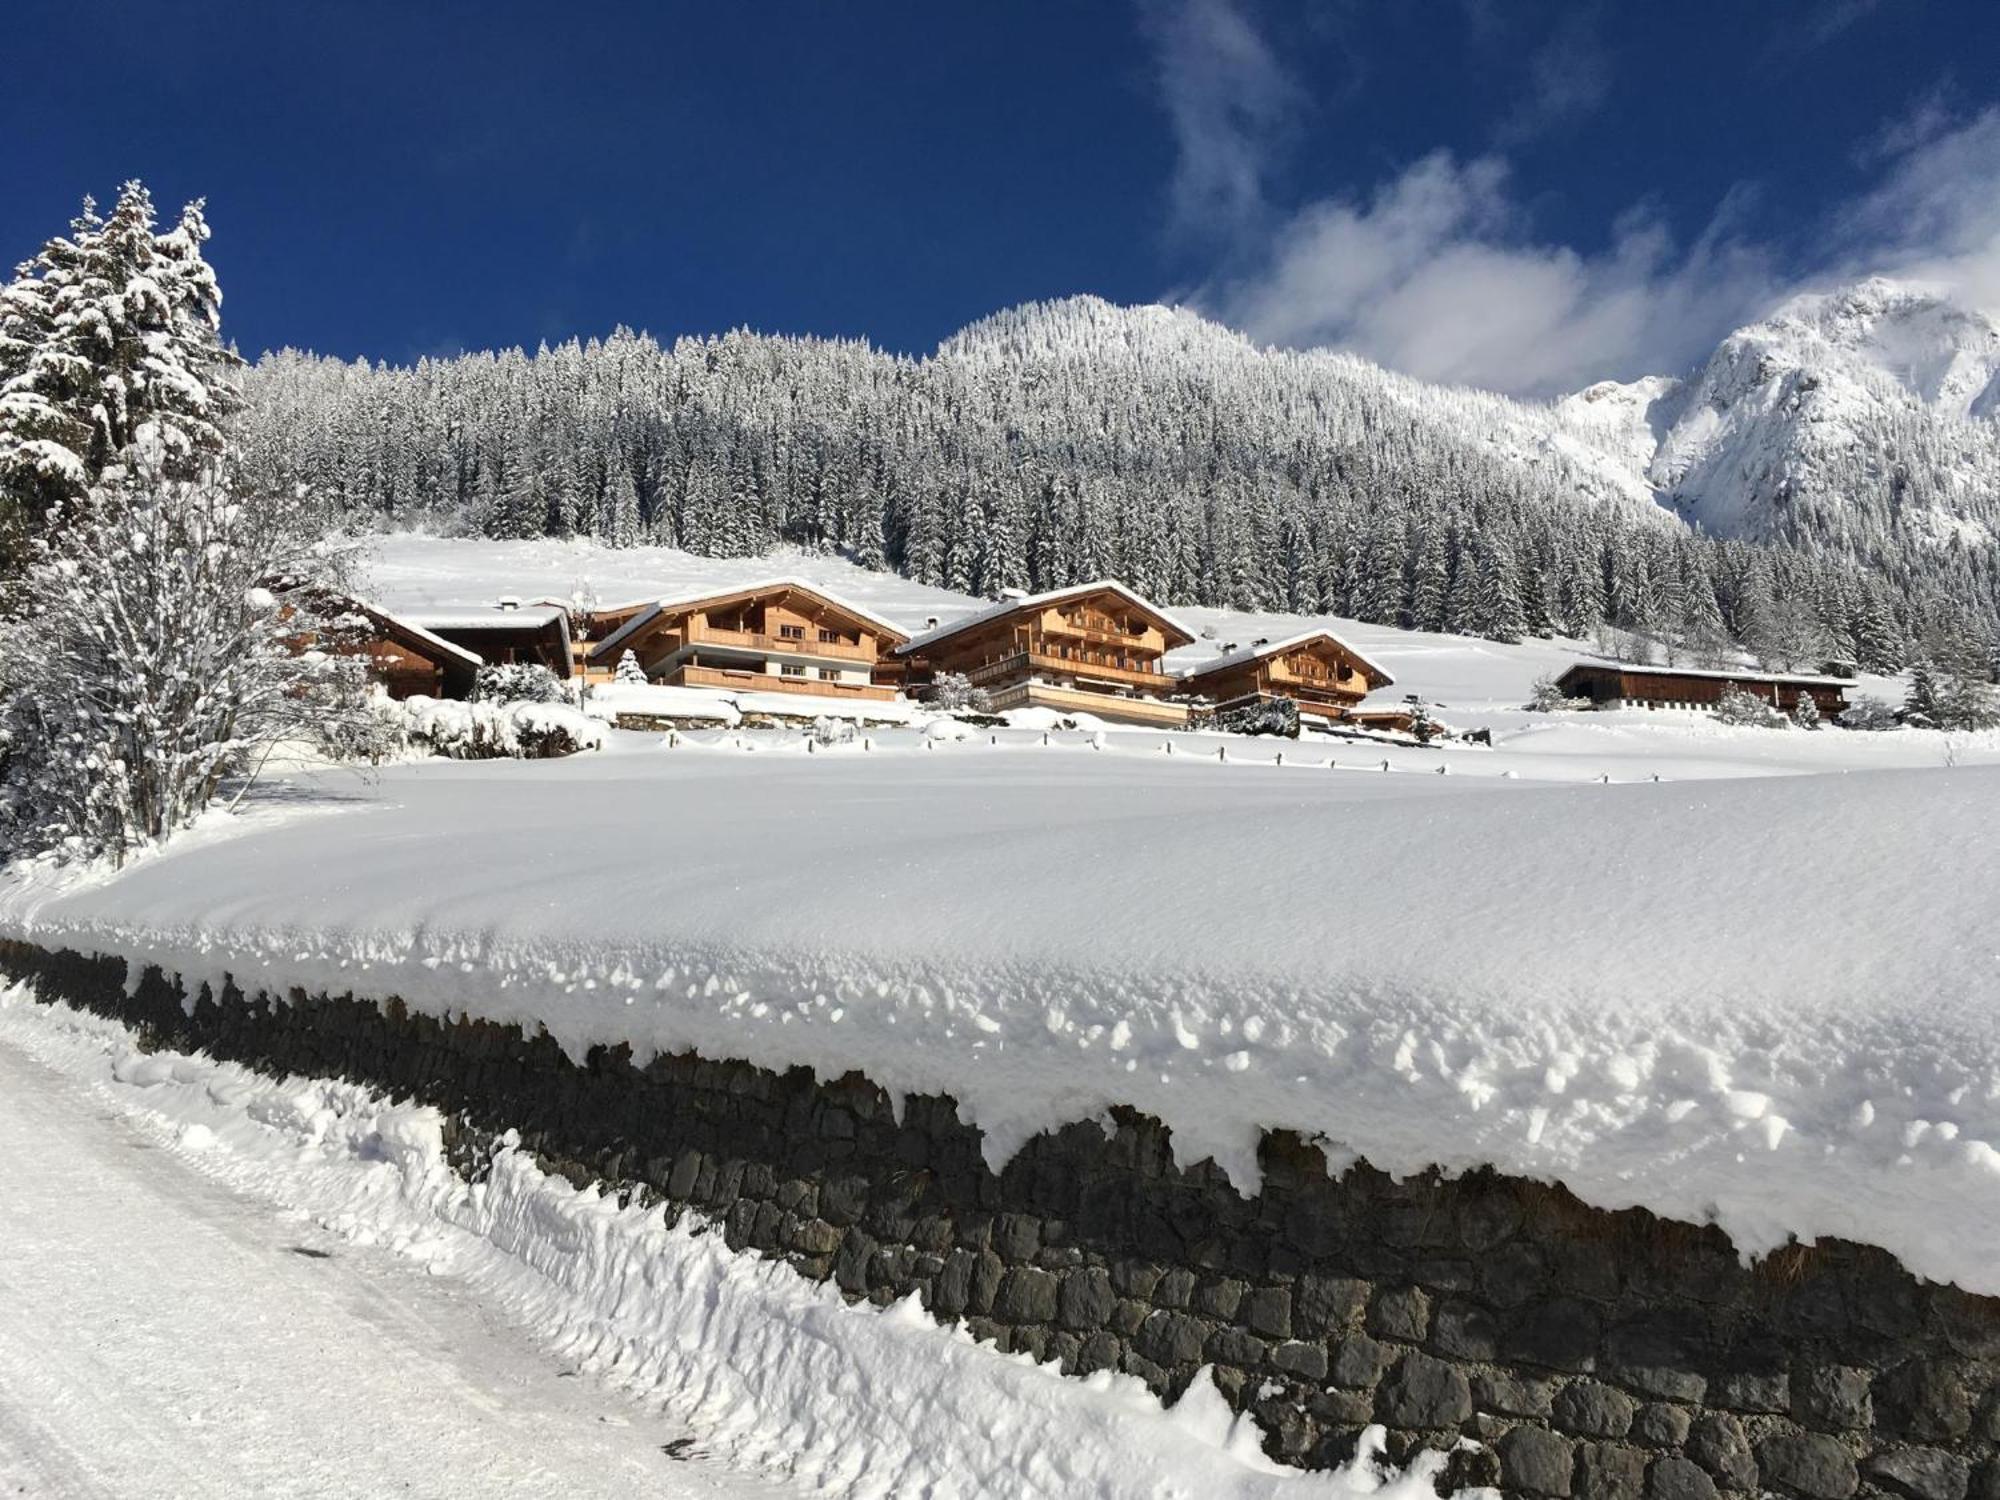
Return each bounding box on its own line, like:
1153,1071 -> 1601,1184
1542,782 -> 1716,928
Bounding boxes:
7,939 -> 1999,1499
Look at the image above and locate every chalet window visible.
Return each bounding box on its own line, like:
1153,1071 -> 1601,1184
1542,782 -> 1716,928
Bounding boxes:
818,629 -> 838,643
781,664 -> 805,677
817,668 -> 836,680
780,624 -> 805,640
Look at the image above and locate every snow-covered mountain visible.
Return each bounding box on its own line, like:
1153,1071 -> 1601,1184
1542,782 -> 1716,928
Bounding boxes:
1560,277 -> 2000,549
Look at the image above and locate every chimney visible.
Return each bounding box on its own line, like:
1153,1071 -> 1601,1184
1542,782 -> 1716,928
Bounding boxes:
925,616 -> 939,631
998,587 -> 1029,602
495,596 -> 521,611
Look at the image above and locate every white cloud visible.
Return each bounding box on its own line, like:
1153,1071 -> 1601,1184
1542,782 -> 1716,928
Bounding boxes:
1205,152 -> 1779,396
1833,106 -> 2000,317
1143,0 -> 2000,398
1138,0 -> 1301,238
1495,10 -> 1613,146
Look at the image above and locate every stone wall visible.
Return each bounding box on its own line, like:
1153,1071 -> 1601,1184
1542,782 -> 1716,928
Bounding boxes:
7,937 -> 1998,1500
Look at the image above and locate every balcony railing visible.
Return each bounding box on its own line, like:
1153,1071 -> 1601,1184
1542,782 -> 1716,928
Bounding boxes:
686,620 -> 876,662
965,650 -> 1173,694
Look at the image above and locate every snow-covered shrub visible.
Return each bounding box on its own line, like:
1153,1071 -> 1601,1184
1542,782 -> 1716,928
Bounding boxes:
1712,685 -> 1788,728
1837,695 -> 1900,731
1792,692 -> 1822,730
927,672 -> 993,715
614,648 -> 647,685
810,715 -> 856,746
472,662 -> 567,705
1525,675 -> 1589,712
1191,697 -> 1299,738
385,696 -> 604,760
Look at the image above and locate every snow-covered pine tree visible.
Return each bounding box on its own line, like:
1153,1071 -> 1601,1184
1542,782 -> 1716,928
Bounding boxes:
0,452 -> 374,864
1793,689 -> 1822,730
0,183 -> 239,582
615,648 -> 647,685
1902,660 -> 1943,728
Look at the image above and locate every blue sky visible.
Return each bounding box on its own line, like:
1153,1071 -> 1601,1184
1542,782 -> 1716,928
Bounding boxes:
6,0 -> 1998,395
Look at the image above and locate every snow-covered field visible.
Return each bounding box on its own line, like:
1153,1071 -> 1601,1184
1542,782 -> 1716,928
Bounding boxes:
5,719 -> 1999,1298
0,985 -> 1449,1500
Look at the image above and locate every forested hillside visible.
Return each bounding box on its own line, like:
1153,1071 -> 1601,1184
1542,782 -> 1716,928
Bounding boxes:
237,295 -> 2000,671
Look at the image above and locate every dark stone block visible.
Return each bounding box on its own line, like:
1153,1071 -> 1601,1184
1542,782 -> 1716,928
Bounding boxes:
1194,1277 -> 1247,1320
1555,1380 -> 1637,1439
1293,1274 -> 1369,1336
1155,1268 -> 1195,1310
1204,1326 -> 1268,1371
1331,1332 -> 1392,1390
1875,1360 -> 1973,1442
1500,1425 -> 1577,1497
1432,1298 -> 1500,1361
1577,1442 -> 1648,1500
1136,1310 -> 1210,1368
992,1212 -> 1041,1261
1272,1340 -> 1329,1381
1645,1455 -> 1718,1500
1864,1446 -> 1972,1500
1508,1298 -> 1602,1373
1795,1365 -> 1875,1432
1631,1402 -> 1692,1447
968,1249 -> 1004,1315
1059,1267 -> 1116,1330
1688,1412 -> 1758,1490
994,1266 -> 1060,1324
1378,1351 -> 1472,1429
1756,1430 -> 1859,1499
1242,1286 -> 1292,1340
1476,1370 -> 1557,1419
1713,1370 -> 1790,1414
1368,1285 -> 1431,1343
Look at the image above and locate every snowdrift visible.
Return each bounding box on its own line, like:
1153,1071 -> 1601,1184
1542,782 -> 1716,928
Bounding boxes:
3,750 -> 1998,1296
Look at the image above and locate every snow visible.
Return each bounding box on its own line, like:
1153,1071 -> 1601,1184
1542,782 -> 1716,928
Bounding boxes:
6,736 -> 2000,1300
388,695 -> 608,757
400,603 -> 571,631
587,681 -> 745,725
0,985 -> 1457,1500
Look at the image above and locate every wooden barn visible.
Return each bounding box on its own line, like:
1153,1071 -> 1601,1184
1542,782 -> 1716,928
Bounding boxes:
1555,661 -> 1850,716
400,602 -> 574,682
1178,630 -> 1395,725
894,581 -> 1194,727
584,579 -> 908,702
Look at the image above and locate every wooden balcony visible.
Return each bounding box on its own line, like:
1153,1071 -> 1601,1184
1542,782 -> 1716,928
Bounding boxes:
686,620 -> 876,663
670,663 -> 896,700
966,650 -> 1172,695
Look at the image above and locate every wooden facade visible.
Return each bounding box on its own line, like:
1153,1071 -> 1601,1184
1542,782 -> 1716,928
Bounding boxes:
1178,630 -> 1394,723
895,582 -> 1195,727
403,605 -> 574,681
330,599 -> 483,700
586,580 -> 909,702
1555,662 -> 1850,716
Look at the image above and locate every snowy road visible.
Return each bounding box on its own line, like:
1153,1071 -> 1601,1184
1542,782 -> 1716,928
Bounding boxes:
0,1033 -> 791,1500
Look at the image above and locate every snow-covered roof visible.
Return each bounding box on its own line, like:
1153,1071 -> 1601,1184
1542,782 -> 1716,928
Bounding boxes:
588,578 -> 912,662
1559,659 -> 1851,688
895,580 -> 1196,656
401,605 -> 570,632
341,599 -> 485,669
1179,628 -> 1395,688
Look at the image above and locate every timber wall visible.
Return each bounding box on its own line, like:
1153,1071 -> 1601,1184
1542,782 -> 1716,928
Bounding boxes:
4,938 -> 1995,1500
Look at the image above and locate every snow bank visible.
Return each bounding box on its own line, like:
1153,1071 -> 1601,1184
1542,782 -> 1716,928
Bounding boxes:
586,681 -> 743,726
4,752 -> 1999,1295
389,695 -> 607,758
0,989 -> 1457,1499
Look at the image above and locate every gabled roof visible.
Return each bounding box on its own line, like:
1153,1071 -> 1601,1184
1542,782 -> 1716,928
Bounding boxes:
400,604 -> 570,633
895,580 -> 1196,656
336,598 -> 485,670
587,577 -> 911,662
1179,628 -> 1396,689
1556,659 -> 1850,689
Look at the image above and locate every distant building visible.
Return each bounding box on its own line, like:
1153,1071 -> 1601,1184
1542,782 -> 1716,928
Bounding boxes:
1555,662 -> 1850,716
585,579 -> 908,702
895,581 -> 1194,727
320,598 -> 483,699
1178,630 -> 1395,726
400,602 -> 575,682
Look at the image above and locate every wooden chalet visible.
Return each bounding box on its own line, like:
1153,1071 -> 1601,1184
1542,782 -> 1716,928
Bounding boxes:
332,600 -> 483,700
401,602 -> 574,681
895,581 -> 1195,727
1555,661 -> 1850,716
1178,630 -> 1395,725
585,579 -> 909,702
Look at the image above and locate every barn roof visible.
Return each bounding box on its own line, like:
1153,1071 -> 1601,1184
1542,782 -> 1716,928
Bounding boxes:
1556,659 -> 1850,688
895,580 -> 1196,656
